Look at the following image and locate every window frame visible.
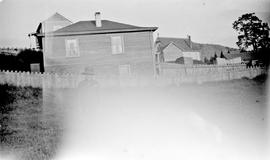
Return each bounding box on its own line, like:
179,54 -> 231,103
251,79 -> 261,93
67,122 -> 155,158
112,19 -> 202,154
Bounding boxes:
65,39 -> 80,58
111,35 -> 124,55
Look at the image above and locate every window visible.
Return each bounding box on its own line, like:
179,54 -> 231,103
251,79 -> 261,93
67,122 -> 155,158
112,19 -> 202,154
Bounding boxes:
65,39 -> 80,57
30,63 -> 40,73
111,36 -> 124,54
119,64 -> 131,76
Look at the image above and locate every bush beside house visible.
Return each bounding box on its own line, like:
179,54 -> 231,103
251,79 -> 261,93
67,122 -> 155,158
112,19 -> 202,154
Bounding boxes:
0,49 -> 44,72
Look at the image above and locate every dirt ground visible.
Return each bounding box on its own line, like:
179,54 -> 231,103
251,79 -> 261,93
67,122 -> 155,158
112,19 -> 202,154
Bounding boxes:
0,75 -> 269,160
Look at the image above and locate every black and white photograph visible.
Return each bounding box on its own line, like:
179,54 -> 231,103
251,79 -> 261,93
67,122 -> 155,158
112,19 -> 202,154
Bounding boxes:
0,0 -> 269,160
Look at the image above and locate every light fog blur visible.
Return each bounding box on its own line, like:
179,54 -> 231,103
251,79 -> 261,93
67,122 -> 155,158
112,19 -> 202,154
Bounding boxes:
46,78 -> 269,160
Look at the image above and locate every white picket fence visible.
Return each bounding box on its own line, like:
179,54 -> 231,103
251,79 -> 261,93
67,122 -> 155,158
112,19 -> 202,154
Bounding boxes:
0,64 -> 267,88
0,71 -> 81,88
158,63 -> 266,84
0,70 -> 134,88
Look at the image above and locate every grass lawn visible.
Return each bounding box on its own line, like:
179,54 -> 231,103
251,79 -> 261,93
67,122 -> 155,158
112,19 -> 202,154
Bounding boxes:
0,85 -> 63,160
0,74 -> 268,160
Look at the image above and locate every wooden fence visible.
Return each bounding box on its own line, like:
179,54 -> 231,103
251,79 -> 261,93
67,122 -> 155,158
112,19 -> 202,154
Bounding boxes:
0,70 -> 133,88
0,64 -> 267,88
158,63 -> 266,84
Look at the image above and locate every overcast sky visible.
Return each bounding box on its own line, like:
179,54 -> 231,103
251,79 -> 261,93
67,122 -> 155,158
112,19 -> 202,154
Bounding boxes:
0,0 -> 269,48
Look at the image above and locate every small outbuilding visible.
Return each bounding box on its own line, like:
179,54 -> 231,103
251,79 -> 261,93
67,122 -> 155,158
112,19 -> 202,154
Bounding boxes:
155,36 -> 201,63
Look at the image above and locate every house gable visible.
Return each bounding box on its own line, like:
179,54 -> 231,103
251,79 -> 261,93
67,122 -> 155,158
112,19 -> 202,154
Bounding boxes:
162,42 -> 183,62
43,12 -> 72,23
156,37 -> 200,52
42,13 -> 73,33
35,12 -> 73,35
32,13 -> 73,50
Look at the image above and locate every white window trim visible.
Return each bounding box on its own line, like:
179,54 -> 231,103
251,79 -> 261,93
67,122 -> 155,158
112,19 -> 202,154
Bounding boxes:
111,35 -> 124,55
65,39 -> 80,58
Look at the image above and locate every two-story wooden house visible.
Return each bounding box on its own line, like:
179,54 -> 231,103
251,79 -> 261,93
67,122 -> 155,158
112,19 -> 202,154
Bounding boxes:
31,12 -> 158,77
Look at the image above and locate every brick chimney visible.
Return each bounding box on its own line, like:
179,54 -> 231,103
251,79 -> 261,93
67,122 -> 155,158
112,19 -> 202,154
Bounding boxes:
95,12 -> 102,27
187,35 -> 192,49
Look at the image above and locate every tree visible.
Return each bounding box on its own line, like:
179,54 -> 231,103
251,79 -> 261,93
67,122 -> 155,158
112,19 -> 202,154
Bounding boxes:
214,53 -> 218,59
204,57 -> 210,64
233,13 -> 270,52
16,49 -> 44,72
220,51 -> 225,58
209,54 -> 216,64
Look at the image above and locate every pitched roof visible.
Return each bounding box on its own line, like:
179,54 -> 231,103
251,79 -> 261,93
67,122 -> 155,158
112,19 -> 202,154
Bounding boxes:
43,12 -> 72,23
52,20 -> 157,36
156,37 -> 201,52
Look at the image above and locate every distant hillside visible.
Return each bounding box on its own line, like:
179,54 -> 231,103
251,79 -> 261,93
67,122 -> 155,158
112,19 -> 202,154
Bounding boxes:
193,42 -> 239,60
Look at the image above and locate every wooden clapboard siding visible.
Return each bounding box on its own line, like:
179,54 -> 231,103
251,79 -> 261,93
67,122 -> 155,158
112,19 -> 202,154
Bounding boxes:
46,31 -> 153,59
46,56 -> 152,66
44,31 -> 155,75
45,61 -> 154,77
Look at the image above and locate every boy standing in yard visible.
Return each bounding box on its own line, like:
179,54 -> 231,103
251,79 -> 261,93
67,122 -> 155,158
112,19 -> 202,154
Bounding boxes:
63,67 -> 101,151
77,67 -> 100,111
78,67 -> 99,89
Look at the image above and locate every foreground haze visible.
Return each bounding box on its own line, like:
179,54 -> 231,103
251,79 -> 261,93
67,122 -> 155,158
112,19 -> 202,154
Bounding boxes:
0,76 -> 269,160
54,78 -> 269,159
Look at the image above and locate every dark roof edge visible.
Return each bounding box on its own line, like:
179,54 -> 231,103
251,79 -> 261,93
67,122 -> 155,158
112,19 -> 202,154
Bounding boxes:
37,27 -> 158,37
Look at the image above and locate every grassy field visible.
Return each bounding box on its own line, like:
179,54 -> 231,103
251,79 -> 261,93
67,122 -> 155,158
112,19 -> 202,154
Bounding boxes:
0,74 -> 269,160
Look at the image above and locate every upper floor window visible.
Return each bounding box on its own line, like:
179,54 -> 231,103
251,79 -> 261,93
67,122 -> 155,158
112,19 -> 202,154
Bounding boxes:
111,36 -> 124,54
65,39 -> 80,57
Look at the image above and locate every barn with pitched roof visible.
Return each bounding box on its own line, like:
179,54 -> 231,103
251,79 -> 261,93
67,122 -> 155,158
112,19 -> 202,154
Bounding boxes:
31,12 -> 158,77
